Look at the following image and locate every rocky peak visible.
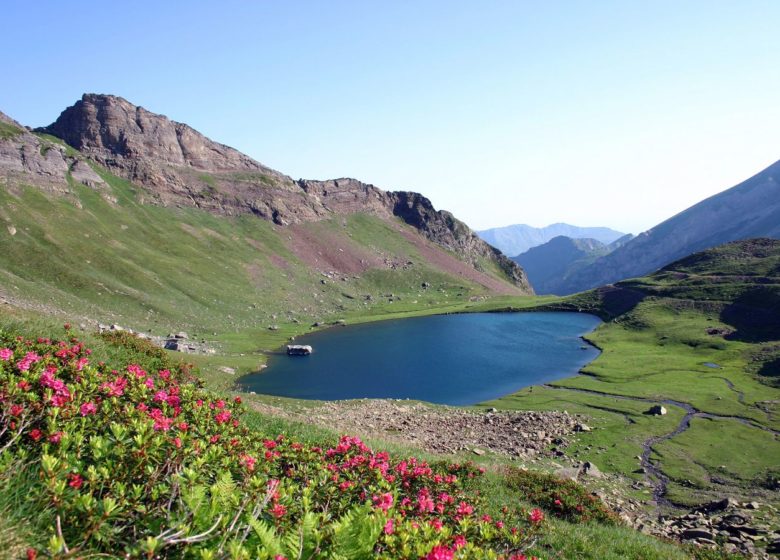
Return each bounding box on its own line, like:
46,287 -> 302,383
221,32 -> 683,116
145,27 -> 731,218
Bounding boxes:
39,94 -> 275,174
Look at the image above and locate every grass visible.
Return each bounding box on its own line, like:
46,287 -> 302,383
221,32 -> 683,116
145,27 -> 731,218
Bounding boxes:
487,241 -> 780,510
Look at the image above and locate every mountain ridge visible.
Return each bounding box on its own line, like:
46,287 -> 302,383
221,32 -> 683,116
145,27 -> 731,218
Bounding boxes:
546,159 -> 780,294
478,222 -> 626,257
34,94 -> 529,291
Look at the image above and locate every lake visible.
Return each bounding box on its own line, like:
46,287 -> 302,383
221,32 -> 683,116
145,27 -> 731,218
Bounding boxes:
241,312 -> 602,405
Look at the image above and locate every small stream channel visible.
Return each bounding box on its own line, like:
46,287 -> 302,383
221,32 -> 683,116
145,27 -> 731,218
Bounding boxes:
544,384 -> 780,507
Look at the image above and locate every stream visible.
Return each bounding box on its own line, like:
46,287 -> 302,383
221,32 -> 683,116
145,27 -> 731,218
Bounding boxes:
543,384 -> 779,508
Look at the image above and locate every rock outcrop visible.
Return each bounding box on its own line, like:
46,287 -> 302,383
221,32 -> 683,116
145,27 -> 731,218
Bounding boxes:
0,111 -> 70,193
37,94 -> 530,291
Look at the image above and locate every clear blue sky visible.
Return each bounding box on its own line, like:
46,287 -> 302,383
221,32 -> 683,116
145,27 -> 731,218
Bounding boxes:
2,1 -> 779,233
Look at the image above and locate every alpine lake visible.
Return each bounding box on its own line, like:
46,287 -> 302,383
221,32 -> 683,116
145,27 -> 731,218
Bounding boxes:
241,312 -> 602,405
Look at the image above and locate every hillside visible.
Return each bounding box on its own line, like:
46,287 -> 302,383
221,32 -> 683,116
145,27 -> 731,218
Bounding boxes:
478,223 -> 626,257
0,95 -> 530,342
512,236 -> 610,295
546,160 -> 780,294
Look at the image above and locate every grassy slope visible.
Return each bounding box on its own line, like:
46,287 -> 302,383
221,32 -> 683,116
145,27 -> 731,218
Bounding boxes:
0,148 -> 513,345
488,242 -> 780,509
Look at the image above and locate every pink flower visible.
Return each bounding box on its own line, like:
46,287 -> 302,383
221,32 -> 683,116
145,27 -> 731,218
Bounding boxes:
425,545 -> 454,560
372,492 -> 394,512
153,417 -> 174,431
384,519 -> 395,535
240,454 -> 256,471
49,431 -> 64,444
29,428 -> 43,441
215,410 -> 232,424
128,364 -> 147,378
75,357 -> 89,371
270,503 -> 286,518
529,508 -> 544,524
173,437 -> 182,448
0,348 -> 13,361
68,472 -> 83,489
17,352 -> 42,371
80,402 -> 98,416
9,404 -> 23,416
50,394 -> 70,407
452,535 -> 466,549
456,501 -> 473,516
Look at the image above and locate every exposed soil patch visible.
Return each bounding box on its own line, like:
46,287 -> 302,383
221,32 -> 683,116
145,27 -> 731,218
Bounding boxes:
285,223 -> 382,275
251,399 -> 584,459
397,229 -> 523,295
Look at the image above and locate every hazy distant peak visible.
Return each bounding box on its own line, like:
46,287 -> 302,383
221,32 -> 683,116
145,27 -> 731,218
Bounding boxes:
477,222 -> 626,256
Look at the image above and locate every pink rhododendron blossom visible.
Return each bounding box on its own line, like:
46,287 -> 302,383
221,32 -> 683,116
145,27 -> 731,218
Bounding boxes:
68,473 -> 83,489
384,519 -> 395,535
17,352 -> 42,371
529,508 -> 544,524
215,410 -> 231,424
372,492 -> 394,511
425,545 -> 454,560
80,402 -> 98,416
270,503 -> 286,518
452,535 -> 466,549
0,348 -> 13,361
240,454 -> 256,471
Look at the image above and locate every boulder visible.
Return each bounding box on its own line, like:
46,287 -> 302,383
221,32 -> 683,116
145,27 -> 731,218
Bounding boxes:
581,461 -> 602,478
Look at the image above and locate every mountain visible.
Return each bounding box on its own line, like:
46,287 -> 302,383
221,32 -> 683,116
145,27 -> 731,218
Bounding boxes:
0,94 -> 531,333
512,236 -> 610,295
477,223 -> 626,257
546,160 -> 780,295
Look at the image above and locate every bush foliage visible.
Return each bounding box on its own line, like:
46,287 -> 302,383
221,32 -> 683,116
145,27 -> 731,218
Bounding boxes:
0,327 -> 544,559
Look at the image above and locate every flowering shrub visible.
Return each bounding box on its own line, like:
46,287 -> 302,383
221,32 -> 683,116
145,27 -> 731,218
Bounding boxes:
504,467 -> 617,524
0,327 -> 544,559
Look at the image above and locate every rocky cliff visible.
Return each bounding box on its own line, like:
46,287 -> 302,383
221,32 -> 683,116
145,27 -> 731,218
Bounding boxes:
27,94 -> 529,292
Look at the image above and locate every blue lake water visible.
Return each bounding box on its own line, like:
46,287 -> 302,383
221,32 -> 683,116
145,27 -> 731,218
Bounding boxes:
241,312 -> 602,406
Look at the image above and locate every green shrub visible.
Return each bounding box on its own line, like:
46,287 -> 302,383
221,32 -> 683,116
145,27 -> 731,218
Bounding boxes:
503,467 -> 618,525
0,326 -> 545,559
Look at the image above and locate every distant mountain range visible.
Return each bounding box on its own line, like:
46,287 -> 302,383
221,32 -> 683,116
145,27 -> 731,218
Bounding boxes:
542,159 -> 780,294
512,234 -> 633,295
477,223 -> 626,257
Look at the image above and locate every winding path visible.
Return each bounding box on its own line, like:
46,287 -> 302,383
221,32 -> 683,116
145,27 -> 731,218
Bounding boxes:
542,383 -> 779,507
